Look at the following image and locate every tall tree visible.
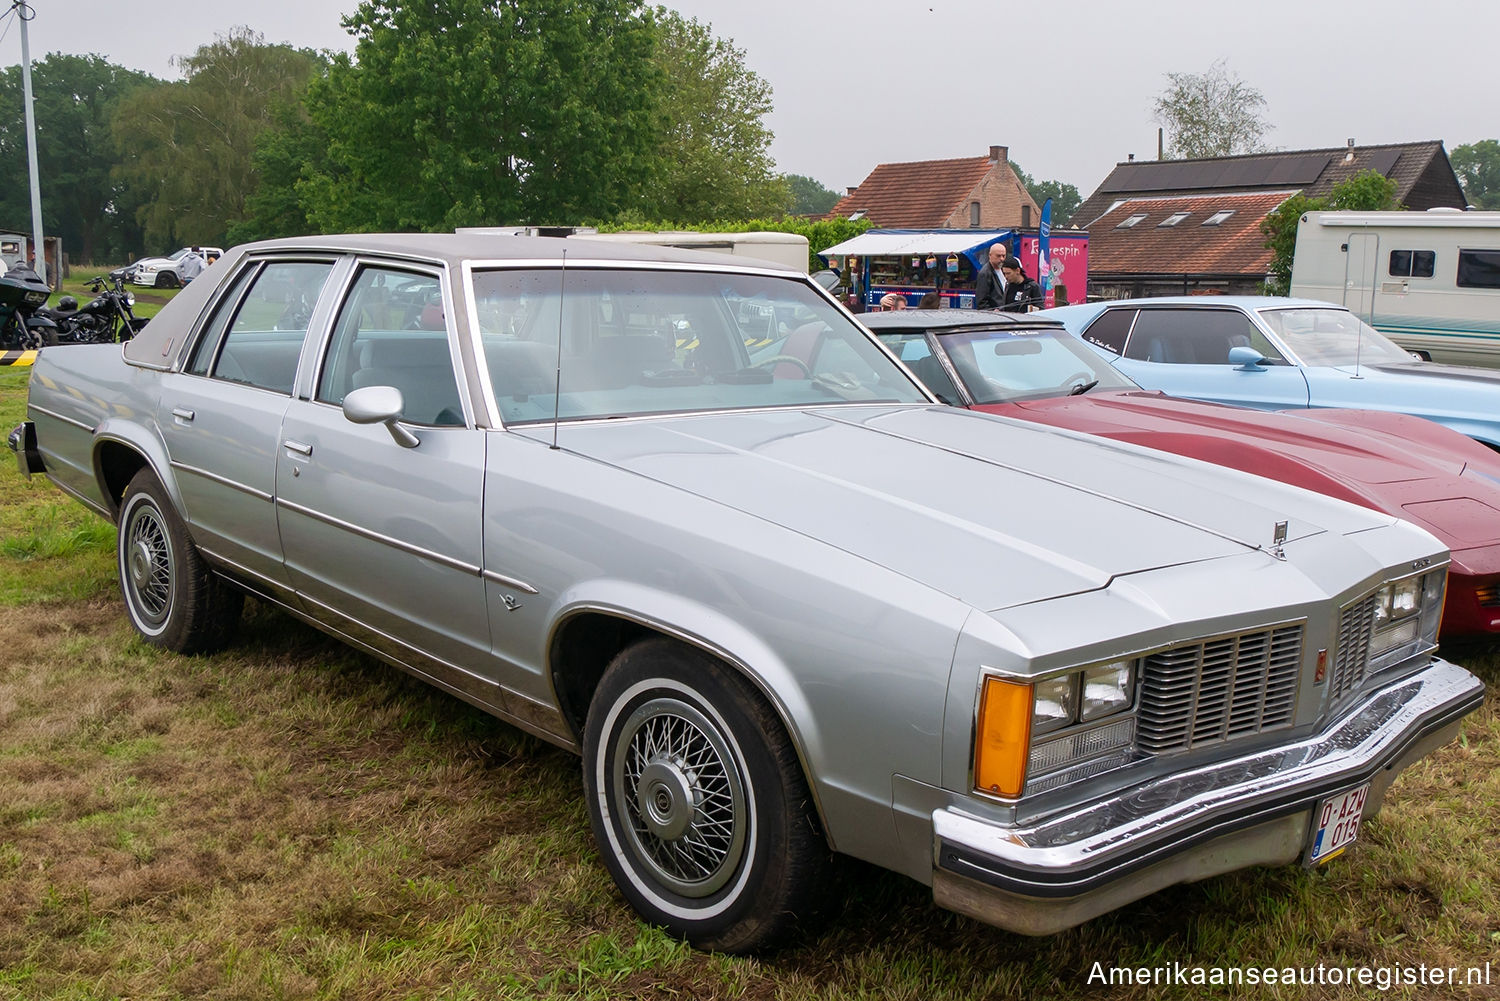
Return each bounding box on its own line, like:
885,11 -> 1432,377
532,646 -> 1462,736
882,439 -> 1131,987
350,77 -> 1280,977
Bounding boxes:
1451,140 -> 1500,209
784,174 -> 840,216
0,54 -> 156,263
642,9 -> 786,222
113,28 -> 324,248
296,0 -> 661,233
1009,161 -> 1081,227
1261,170 -> 1400,295
1153,59 -> 1270,160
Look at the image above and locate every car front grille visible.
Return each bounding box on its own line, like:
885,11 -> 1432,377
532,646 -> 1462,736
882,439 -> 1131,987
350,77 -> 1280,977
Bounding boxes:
1329,593 -> 1378,707
1136,624 -> 1303,754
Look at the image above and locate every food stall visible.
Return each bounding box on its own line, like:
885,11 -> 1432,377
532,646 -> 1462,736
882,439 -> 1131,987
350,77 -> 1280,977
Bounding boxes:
820,228 -> 1088,309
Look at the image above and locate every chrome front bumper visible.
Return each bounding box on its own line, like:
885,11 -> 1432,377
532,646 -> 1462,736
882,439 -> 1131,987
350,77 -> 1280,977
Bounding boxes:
932,657 -> 1483,935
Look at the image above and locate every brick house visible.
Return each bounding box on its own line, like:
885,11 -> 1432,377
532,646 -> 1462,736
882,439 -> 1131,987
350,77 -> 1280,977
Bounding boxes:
1073,140 -> 1467,299
827,145 -> 1041,230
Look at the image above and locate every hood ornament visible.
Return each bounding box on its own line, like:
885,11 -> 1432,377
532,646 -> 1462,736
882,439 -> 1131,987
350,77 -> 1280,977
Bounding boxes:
1269,520 -> 1288,561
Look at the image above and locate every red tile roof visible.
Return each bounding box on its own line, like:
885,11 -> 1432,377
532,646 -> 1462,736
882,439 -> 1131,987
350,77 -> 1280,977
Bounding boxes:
1086,191 -> 1293,277
827,155 -> 1033,228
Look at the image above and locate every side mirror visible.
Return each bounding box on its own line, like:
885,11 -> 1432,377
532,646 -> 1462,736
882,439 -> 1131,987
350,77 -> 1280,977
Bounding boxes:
1228,345 -> 1268,371
343,385 -> 420,448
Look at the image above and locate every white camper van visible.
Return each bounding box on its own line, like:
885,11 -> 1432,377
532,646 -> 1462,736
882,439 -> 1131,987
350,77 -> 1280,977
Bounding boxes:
1290,209 -> 1500,366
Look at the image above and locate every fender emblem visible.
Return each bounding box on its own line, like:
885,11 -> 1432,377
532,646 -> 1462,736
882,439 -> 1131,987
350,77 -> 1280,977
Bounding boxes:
1412,558 -> 1433,571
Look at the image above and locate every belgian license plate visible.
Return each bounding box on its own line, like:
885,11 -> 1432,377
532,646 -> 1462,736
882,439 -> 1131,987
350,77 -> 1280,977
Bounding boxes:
1307,783 -> 1370,865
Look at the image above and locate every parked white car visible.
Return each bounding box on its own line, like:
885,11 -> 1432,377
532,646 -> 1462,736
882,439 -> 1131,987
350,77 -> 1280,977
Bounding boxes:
125,247 -> 224,289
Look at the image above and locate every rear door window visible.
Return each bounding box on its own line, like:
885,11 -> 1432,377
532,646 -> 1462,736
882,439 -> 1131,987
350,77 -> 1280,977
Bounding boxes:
189,260 -> 335,394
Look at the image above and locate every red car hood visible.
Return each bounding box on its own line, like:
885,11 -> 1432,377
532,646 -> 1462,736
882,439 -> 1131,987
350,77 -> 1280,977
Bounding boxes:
990,391 -> 1500,575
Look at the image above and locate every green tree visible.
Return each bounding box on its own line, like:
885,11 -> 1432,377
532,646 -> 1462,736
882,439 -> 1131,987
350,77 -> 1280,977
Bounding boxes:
1261,170 -> 1400,295
1153,59 -> 1269,160
113,28 -> 324,248
1009,161 -> 1081,227
784,174 -> 840,216
642,9 -> 787,222
294,0 -> 660,233
0,54 -> 157,263
1451,140 -> 1500,209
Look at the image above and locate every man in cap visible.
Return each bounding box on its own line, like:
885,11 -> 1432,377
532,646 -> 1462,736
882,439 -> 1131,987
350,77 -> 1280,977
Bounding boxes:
998,256 -> 1043,313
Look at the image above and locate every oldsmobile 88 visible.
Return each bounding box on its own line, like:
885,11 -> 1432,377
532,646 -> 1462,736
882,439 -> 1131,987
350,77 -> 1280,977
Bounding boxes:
10,234 -> 1483,951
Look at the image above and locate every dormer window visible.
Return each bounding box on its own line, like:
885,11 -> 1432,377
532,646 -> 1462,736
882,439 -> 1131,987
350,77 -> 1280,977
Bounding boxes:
1158,212 -> 1190,227
1116,213 -> 1147,229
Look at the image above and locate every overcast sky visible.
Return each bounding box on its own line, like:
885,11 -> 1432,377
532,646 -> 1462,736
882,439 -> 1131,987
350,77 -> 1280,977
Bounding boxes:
9,0 -> 1496,199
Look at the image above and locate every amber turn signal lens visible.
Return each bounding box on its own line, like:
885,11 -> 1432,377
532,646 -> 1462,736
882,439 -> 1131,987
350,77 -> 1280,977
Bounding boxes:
975,677 -> 1032,798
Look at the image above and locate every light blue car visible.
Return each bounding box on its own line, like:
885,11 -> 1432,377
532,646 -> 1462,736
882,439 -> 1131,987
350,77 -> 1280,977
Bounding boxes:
1043,297 -> 1500,449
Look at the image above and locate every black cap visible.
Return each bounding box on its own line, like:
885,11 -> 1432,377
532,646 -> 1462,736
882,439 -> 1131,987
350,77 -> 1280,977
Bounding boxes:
1001,256 -> 1022,270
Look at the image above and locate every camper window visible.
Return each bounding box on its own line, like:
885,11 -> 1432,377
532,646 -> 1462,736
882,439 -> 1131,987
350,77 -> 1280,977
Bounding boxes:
1456,250 -> 1500,290
1389,250 -> 1436,279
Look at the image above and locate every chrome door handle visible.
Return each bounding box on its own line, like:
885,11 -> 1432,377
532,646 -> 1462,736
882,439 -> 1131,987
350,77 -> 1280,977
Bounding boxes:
171,407 -> 195,421
283,439 -> 313,456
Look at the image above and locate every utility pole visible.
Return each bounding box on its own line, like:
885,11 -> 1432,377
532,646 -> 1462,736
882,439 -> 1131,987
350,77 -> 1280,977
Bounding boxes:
15,1 -> 46,285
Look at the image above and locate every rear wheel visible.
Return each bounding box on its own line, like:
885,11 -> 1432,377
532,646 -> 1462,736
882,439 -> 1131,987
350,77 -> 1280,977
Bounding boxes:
117,468 -> 242,653
583,638 -> 830,953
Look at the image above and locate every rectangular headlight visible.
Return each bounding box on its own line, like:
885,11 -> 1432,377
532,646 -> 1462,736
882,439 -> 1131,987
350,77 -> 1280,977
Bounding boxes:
1080,661 -> 1134,721
1369,568 -> 1446,661
1032,675 -> 1076,734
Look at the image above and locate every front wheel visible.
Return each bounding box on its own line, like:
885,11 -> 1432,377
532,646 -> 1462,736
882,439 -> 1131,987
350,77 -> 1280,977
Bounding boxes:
583,638 -> 830,953
155,272 -> 180,289
117,468 -> 243,653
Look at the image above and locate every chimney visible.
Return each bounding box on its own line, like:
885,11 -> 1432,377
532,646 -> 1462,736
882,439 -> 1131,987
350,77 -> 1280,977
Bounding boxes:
989,145 -> 1008,164
1344,138 -> 1356,164
1127,153 -> 1136,162
846,185 -> 858,196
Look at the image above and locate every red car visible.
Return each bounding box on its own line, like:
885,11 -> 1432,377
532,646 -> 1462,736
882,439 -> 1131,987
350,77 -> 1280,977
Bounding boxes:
858,310 -> 1500,637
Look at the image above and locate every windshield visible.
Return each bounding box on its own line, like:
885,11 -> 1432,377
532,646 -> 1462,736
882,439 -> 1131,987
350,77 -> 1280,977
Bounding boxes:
1257,307 -> 1415,367
470,268 -> 928,424
167,248 -> 191,262
887,325 -> 1137,405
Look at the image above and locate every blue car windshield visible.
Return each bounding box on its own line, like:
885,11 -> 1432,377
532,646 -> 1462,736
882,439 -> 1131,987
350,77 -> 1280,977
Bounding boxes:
1257,308 -> 1414,367
470,268 -> 928,424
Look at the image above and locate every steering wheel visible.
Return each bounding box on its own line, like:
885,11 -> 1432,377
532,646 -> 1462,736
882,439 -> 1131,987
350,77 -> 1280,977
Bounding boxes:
753,354 -> 812,377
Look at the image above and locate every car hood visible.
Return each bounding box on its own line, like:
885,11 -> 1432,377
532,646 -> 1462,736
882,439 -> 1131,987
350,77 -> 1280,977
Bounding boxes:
1005,391 -> 1500,570
132,256 -> 174,269
1010,391 -> 1456,485
547,405 -> 1394,612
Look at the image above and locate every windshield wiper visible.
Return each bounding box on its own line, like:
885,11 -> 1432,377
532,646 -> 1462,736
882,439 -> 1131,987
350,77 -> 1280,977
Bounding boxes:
1069,379 -> 1100,396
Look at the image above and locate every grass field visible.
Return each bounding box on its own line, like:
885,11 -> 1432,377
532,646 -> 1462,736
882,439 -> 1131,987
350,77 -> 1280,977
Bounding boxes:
0,365 -> 1497,1000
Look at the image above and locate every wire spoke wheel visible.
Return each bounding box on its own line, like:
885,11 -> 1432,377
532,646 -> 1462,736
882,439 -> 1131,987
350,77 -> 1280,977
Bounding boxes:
123,500 -> 173,627
612,696 -> 748,898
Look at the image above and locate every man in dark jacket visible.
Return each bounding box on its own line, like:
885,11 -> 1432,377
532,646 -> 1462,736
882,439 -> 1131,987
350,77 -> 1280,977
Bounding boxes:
972,244 -> 1006,310
999,256 -> 1043,312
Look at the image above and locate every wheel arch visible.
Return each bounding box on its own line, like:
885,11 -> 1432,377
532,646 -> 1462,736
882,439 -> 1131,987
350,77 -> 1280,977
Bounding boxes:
92,422 -> 181,523
546,592 -> 833,842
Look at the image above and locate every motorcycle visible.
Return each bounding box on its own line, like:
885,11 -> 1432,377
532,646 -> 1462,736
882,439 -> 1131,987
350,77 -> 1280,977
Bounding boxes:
0,265 -> 58,350
39,274 -> 148,344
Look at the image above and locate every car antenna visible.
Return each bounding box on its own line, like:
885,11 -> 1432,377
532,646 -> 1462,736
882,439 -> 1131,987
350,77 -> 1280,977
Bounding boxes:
551,248 -> 566,450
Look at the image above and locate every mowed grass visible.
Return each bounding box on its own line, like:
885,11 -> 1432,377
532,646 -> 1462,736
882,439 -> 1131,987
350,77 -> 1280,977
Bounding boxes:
1,365 -> 1498,999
